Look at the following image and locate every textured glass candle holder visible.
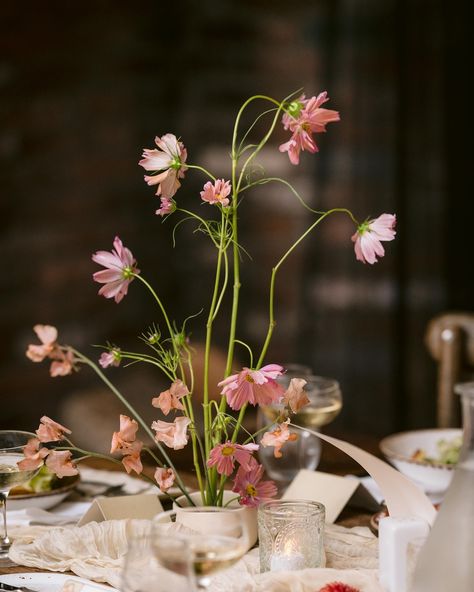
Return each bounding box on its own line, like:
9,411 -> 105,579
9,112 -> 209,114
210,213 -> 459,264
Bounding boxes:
258,499 -> 325,573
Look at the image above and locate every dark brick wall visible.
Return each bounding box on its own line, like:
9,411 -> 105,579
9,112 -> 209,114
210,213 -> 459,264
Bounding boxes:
1,1 -> 472,439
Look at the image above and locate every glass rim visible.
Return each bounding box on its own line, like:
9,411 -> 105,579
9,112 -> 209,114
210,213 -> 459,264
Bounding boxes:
258,499 -> 325,518
454,381 -> 474,397
0,430 -> 36,451
303,375 -> 341,393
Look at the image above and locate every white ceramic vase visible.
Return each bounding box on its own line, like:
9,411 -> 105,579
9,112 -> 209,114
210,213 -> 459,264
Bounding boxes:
173,490 -> 258,550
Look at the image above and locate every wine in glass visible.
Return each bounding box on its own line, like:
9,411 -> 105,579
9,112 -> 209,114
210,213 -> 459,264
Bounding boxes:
258,375 -> 342,482
0,430 -> 38,562
153,506 -> 249,590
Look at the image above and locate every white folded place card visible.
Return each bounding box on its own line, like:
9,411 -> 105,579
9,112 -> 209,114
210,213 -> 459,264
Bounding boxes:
77,493 -> 164,526
283,469 -> 377,523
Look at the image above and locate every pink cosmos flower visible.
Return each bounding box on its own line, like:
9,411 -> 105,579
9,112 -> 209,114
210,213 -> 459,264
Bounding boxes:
49,349 -> 75,377
139,133 -> 188,199
260,419 -> 298,458
152,416 -> 191,450
319,583 -> 360,592
218,364 -> 285,411
155,196 -> 176,217
45,450 -> 79,478
92,236 -> 139,304
232,459 -> 278,508
283,378 -> 309,413
26,324 -> 59,362
154,467 -> 175,492
99,349 -> 121,369
200,179 -> 232,207
17,438 -> 49,471
152,380 -> 188,416
279,92 -> 340,165
207,441 -> 259,476
351,214 -> 396,265
36,416 -> 72,443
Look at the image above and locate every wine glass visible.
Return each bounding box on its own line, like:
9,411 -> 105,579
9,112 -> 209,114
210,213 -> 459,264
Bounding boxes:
0,430 -> 38,563
258,375 -> 342,484
153,506 -> 250,590
122,535 -> 196,592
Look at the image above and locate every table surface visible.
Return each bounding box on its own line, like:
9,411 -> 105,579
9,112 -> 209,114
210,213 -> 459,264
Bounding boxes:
0,439 -> 379,576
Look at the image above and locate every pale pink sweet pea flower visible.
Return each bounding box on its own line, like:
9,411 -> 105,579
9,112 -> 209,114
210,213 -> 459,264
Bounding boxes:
260,419 -> 298,458
152,416 -> 191,450
207,441 -> 259,476
49,349 -> 76,377
17,438 -> 49,471
351,214 -> 396,265
99,348 -> 121,369
139,133 -> 188,199
110,415 -> 139,453
156,196 -> 176,217
218,364 -> 285,411
26,324 -> 59,362
152,380 -> 188,416
200,179 -> 232,207
36,416 -> 72,443
92,236 -> 140,304
232,458 -> 278,508
154,467 -> 175,492
121,441 -> 143,475
45,450 -> 79,478
283,378 -> 309,413
279,92 -> 340,165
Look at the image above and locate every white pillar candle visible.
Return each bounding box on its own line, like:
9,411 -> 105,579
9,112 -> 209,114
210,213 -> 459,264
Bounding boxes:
270,551 -> 305,572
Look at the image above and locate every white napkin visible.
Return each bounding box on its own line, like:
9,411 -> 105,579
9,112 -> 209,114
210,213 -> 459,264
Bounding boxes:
7,502 -> 91,527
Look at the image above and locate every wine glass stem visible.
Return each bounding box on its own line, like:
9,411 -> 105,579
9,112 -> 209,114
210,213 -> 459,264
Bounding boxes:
0,492 -> 11,554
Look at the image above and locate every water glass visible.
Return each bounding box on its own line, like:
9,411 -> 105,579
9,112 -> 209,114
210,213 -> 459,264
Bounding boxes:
122,535 -> 196,592
258,499 -> 325,573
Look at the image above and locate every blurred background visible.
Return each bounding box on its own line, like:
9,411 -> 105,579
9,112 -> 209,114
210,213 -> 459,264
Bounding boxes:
1,1 -> 472,448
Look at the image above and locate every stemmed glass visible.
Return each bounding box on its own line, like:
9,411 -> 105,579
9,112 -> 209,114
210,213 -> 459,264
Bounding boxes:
0,430 -> 38,563
153,506 -> 250,590
258,375 -> 343,483
122,535 -> 196,592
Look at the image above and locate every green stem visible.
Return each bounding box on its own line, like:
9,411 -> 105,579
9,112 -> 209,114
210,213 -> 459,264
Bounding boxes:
186,163 -> 217,182
256,208 -> 358,367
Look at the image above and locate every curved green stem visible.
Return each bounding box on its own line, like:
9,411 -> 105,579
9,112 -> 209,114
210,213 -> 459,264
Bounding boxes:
186,163 -> 217,182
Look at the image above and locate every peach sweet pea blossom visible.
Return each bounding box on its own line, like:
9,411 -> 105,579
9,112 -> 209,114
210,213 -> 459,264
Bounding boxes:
232,458 -> 277,508
283,378 -> 309,413
154,467 -> 175,492
152,416 -> 191,450
45,450 -> 79,478
260,419 -> 298,458
218,364 -> 285,411
279,92 -> 340,165
110,415 -> 144,475
200,179 -> 231,207
120,441 -> 143,475
17,438 -> 49,471
36,416 -> 72,443
49,349 -> 75,377
92,236 -> 140,304
139,133 -> 188,199
26,324 -> 58,362
351,214 -> 396,265
207,441 -> 259,476
152,379 -> 188,416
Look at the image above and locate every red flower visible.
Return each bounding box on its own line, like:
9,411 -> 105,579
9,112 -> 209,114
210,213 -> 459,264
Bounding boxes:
319,582 -> 360,592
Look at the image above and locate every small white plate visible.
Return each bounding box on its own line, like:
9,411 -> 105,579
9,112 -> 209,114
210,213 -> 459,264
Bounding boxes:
0,573 -> 117,591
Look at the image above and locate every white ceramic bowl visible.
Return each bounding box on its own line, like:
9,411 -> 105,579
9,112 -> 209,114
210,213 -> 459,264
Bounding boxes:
380,428 -> 462,494
8,474 -> 79,511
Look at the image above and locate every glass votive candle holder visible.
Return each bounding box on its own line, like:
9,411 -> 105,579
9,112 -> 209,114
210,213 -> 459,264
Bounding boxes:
258,499 -> 325,573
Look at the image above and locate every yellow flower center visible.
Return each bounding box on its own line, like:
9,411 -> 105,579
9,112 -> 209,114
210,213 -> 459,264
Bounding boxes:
245,374 -> 255,383
221,445 -> 235,456
246,484 -> 257,497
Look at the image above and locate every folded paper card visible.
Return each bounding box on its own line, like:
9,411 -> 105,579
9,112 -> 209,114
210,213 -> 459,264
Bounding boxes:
77,493 -> 163,526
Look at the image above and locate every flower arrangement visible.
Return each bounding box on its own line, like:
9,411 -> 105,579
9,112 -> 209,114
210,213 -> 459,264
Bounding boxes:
23,91 -> 396,508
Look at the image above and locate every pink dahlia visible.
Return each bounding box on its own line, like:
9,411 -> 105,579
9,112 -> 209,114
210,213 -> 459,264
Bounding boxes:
139,133 -> 188,199
218,364 -> 285,411
279,92 -> 340,165
351,213 -> 396,264
92,236 -> 140,303
207,441 -> 259,476
232,459 -> 278,508
200,179 -> 232,207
